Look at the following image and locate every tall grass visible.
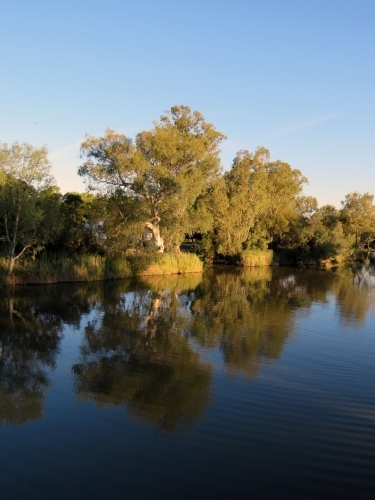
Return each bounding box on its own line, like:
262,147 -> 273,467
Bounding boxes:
1,254 -> 132,285
241,249 -> 274,267
0,251 -> 203,286
139,252 -> 203,276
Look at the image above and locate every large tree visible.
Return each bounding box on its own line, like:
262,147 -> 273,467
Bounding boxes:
0,142 -> 60,283
78,105 -> 226,252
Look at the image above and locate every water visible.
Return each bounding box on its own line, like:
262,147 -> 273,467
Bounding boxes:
0,266 -> 374,499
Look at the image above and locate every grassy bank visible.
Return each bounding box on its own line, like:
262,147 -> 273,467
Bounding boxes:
138,252 -> 203,276
0,252 -> 203,286
241,249 -> 274,267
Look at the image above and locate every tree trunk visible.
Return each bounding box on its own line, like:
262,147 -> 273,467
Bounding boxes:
145,221 -> 165,252
6,212 -> 19,285
6,253 -> 15,286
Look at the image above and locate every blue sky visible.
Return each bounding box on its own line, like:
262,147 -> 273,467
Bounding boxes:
1,0 -> 374,206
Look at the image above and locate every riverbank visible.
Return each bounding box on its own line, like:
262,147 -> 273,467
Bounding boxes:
0,252 -> 203,286
1,247 -> 372,286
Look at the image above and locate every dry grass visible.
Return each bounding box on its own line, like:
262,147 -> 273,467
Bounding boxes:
140,252 -> 203,276
241,249 -> 274,267
1,255 -> 132,285
0,251 -> 203,286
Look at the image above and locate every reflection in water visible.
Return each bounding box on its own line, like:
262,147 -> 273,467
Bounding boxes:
0,292 -> 63,426
334,268 -> 375,325
1,265 -> 374,429
72,276 -> 212,431
190,268 -> 295,375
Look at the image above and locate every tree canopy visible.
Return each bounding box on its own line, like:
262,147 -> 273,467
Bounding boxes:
78,105 -> 226,252
0,142 -> 61,283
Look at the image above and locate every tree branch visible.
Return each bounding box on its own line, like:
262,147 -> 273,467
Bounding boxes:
13,244 -> 32,261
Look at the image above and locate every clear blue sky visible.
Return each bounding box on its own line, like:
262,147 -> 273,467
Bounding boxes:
1,0 -> 374,206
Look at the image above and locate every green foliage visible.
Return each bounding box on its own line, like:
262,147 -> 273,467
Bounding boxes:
202,147 -> 309,256
0,142 -> 61,283
3,109 -> 375,275
78,106 -> 226,252
58,192 -> 93,253
340,192 -> 375,250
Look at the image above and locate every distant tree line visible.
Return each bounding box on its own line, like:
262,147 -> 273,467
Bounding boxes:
1,105 -> 374,283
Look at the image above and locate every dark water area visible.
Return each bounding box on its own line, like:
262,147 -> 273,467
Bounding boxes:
0,266 -> 374,499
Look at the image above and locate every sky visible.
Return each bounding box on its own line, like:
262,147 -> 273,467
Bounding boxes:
1,0 -> 374,207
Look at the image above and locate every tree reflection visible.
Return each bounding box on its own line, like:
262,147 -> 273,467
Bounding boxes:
189,265 -> 375,375
0,292 -> 63,426
333,267 -> 375,325
1,264 -> 373,428
72,276 -> 212,431
189,268 -> 296,375
0,282 -> 108,426
286,266 -> 375,325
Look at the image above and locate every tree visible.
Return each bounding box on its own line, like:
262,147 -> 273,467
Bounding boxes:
78,105 -> 226,252
340,192 -> 375,252
203,147 -> 308,256
57,192 -> 100,253
0,142 -> 60,283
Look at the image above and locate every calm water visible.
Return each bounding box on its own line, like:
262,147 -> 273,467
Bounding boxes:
0,266 -> 374,499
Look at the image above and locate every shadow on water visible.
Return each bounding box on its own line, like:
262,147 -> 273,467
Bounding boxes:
0,265 -> 374,429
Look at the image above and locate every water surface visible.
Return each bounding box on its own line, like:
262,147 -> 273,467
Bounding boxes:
1,266 -> 374,499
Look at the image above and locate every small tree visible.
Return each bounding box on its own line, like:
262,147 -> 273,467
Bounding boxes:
340,192 -> 375,253
0,141 -> 60,284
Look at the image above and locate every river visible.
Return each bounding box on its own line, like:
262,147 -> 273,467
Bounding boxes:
0,266 -> 374,499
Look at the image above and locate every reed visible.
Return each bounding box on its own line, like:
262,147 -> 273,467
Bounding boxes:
241,249 -> 274,267
140,252 -> 203,276
1,254 -> 132,285
0,251 -> 203,286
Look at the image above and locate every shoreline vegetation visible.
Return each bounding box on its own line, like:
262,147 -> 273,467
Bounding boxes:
0,253 -> 204,286
1,249 -> 373,287
1,105 -> 374,287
